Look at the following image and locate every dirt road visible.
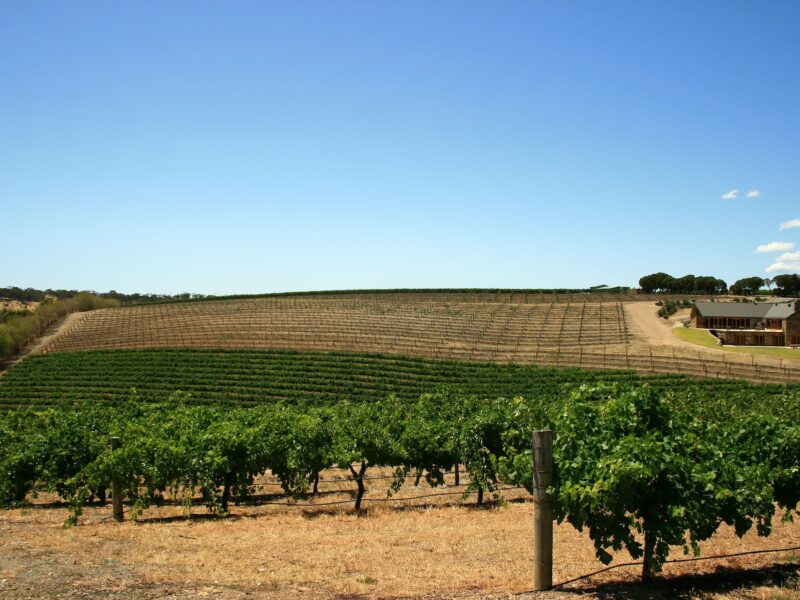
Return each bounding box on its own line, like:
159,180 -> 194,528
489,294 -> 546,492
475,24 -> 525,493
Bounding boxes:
0,311 -> 89,373
1,488 -> 798,599
625,302 -> 705,349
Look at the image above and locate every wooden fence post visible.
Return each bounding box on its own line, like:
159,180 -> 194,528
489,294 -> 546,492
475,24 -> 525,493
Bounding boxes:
109,436 -> 123,522
533,429 -> 553,591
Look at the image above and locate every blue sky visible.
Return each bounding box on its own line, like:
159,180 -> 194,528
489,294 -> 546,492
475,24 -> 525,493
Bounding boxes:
1,1 -> 798,294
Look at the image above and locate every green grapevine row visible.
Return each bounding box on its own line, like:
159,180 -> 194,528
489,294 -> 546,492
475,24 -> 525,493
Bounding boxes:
2,350 -> 799,423
1,384 -> 799,580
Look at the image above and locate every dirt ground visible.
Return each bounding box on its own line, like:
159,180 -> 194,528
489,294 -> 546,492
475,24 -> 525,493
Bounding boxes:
624,303 -> 697,349
0,311 -> 89,374
1,471 -> 798,599
23,311 -> 87,357
624,302 -> 800,370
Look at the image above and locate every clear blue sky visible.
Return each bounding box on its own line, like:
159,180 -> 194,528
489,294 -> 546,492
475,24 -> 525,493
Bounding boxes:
2,1 -> 799,294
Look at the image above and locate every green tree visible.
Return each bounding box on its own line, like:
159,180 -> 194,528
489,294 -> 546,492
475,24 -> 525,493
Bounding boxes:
730,276 -> 765,296
639,273 -> 675,293
773,274 -> 800,297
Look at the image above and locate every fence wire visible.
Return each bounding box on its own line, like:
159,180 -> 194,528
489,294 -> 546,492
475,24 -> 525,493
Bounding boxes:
91,485 -> 528,516
511,544 -> 800,594
87,488 -> 800,595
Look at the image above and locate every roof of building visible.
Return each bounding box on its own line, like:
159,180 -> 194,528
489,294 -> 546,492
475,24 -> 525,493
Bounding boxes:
765,302 -> 798,319
694,300 -> 797,319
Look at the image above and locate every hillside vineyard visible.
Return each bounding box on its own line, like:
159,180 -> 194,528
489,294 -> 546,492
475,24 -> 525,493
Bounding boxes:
37,295 -> 630,357
3,349 -> 799,411
29,294 -> 800,383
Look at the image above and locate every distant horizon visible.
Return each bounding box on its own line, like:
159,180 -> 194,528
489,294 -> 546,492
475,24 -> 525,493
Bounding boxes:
4,280 -> 797,299
2,2 -> 799,294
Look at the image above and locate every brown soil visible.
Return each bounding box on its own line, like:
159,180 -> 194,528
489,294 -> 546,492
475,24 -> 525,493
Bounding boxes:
7,296 -> 797,384
33,297 -> 631,357
23,312 -> 88,356
624,302 -> 698,349
1,489 -> 798,600
624,301 -> 799,369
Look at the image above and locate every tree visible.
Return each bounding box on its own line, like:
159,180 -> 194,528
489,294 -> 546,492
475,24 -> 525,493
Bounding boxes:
730,276 -> 766,296
639,273 -> 675,293
694,276 -> 727,295
773,274 -> 800,297
675,275 -> 696,294
639,273 -> 728,295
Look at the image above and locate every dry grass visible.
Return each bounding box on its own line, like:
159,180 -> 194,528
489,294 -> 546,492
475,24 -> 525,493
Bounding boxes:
36,295 -> 631,358
0,300 -> 37,313
1,470 -> 798,599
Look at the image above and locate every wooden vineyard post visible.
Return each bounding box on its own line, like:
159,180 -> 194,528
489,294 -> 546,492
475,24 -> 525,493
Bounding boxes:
110,436 -> 123,522
533,429 -> 553,591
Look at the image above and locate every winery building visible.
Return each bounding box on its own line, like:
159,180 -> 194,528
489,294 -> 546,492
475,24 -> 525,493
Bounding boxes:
691,301 -> 800,347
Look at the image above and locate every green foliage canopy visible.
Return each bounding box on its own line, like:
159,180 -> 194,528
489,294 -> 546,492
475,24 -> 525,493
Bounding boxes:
730,276 -> 768,296
773,274 -> 800,297
1,384 -> 798,583
550,385 -> 788,580
639,273 -> 727,295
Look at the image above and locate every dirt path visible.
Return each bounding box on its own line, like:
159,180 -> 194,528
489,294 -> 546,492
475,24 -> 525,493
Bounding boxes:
1,487 -> 797,599
623,302 -> 696,349
0,311 -> 89,374
623,302 -> 800,377
26,311 -> 89,356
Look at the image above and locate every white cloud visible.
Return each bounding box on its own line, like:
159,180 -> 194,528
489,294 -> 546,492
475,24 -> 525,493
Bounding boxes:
776,251 -> 800,262
721,189 -> 738,200
746,190 -> 761,198
779,218 -> 800,230
766,261 -> 800,273
756,241 -> 796,253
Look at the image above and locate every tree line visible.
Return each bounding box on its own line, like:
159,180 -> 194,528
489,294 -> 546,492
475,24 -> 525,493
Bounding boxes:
639,273 -> 800,297
2,286 -> 631,306
638,273 -> 728,295
5,278 -> 799,307
768,274 -> 800,296
0,287 -> 212,305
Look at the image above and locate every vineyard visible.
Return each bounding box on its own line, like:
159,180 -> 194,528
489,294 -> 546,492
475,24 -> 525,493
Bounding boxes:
2,290 -> 800,593
1,384 -> 799,582
3,348 -> 800,411
24,293 -> 800,383
36,295 -> 632,355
